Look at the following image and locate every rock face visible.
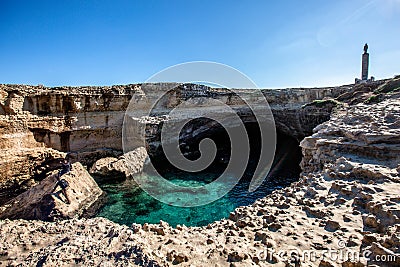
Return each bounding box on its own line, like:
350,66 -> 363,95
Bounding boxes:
89,147 -> 148,180
0,163 -> 104,221
297,92 -> 400,266
89,157 -> 121,177
0,82 -> 353,154
0,93 -> 69,204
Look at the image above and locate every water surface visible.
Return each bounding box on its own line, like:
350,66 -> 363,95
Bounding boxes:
96,170 -> 297,227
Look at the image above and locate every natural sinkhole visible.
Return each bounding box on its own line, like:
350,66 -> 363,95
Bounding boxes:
95,121 -> 302,227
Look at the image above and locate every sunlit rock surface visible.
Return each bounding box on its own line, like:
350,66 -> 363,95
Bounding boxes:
89,147 -> 148,180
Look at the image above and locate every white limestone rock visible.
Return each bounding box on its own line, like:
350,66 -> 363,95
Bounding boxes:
89,147 -> 148,179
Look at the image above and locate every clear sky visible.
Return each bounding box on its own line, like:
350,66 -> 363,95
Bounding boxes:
1,0 -> 399,88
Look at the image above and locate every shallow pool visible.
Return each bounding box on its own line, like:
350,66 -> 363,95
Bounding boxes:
96,169 -> 297,227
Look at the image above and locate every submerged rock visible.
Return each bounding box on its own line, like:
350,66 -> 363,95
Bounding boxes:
0,162 -> 104,221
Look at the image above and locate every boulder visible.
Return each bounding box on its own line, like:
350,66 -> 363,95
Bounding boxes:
0,162 -> 104,221
89,157 -> 120,177
89,147 -> 148,180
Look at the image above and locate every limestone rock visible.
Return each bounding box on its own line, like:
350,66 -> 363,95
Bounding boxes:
0,217 -> 159,266
117,147 -> 148,176
89,157 -> 120,177
0,163 -> 104,221
89,147 -> 147,180
367,242 -> 400,265
227,251 -> 247,262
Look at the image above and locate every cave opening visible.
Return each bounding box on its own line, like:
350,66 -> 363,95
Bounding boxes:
96,119 -> 303,227
146,119 -> 302,185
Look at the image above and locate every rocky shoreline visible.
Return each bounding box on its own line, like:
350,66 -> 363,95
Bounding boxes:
0,78 -> 399,266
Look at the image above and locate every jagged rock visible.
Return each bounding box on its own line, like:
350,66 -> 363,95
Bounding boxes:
254,231 -> 271,244
362,234 -> 378,245
341,261 -> 364,267
319,260 -> 334,267
367,242 -> 400,265
166,249 -> 189,264
89,147 -> 147,180
89,157 -> 120,177
173,253 -> 189,264
118,147 -> 148,175
0,217 -> 159,266
227,251 -> 247,262
0,163 -> 103,221
150,226 -> 165,236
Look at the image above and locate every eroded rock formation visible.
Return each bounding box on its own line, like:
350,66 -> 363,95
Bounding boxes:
89,147 -> 148,181
0,82 -> 356,202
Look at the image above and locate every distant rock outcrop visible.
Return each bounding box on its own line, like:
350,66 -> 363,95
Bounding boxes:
0,162 -> 104,221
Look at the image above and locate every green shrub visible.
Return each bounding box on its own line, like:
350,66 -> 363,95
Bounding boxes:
365,95 -> 379,104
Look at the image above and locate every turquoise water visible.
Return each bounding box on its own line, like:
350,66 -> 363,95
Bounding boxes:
96,170 -> 297,227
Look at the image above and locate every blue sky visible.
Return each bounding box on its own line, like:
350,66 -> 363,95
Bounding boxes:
1,0 -> 399,88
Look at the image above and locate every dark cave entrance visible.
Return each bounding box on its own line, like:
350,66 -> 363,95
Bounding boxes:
146,119 -> 302,186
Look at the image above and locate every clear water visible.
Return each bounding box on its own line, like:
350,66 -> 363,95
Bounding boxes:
96,170 -> 297,227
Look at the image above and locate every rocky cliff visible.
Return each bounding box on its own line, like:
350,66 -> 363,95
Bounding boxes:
0,82 -> 358,204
